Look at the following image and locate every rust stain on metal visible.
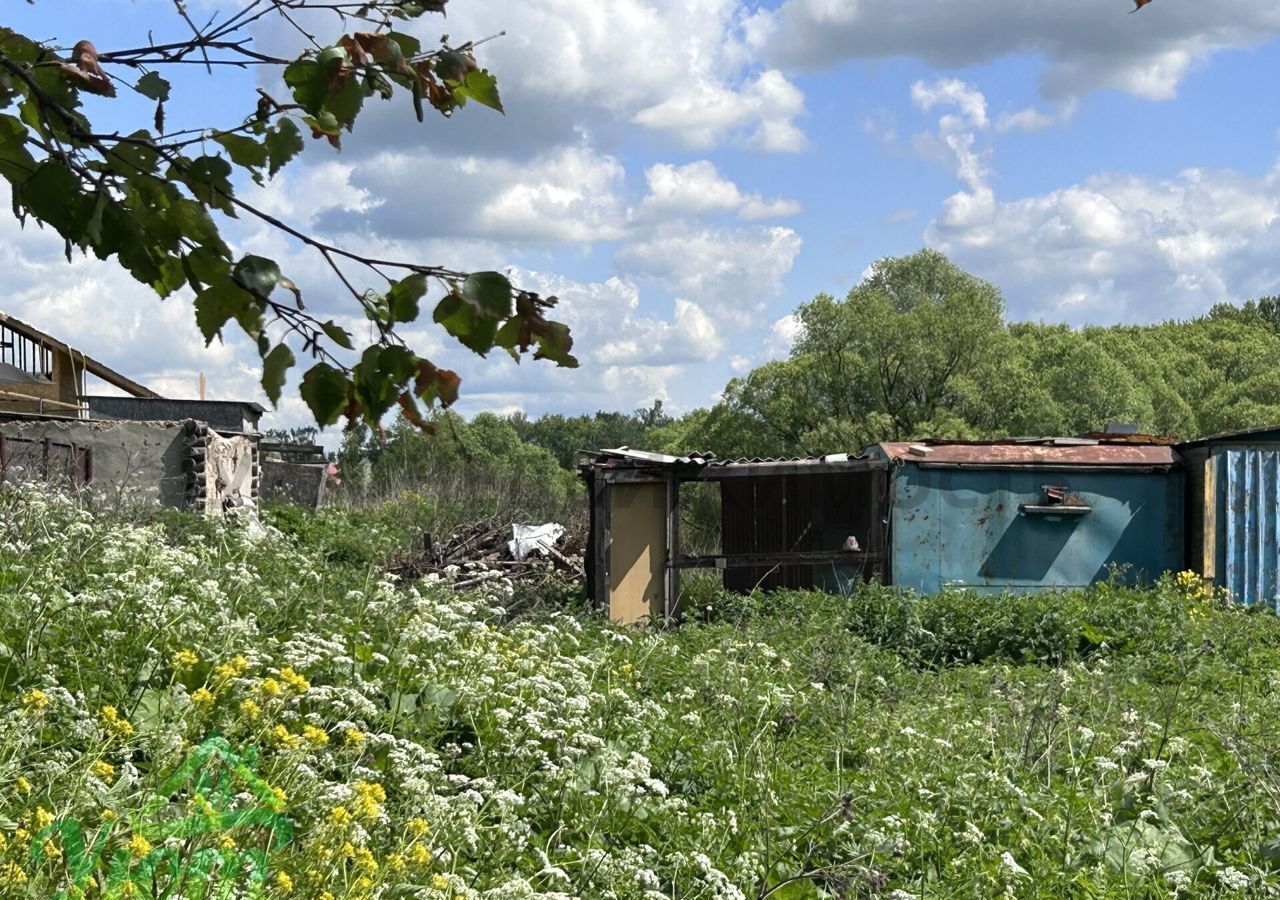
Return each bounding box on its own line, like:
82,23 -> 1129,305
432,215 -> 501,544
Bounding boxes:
877,441 -> 1178,468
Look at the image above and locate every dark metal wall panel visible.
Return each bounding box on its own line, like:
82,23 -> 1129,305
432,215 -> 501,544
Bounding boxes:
722,471 -> 886,593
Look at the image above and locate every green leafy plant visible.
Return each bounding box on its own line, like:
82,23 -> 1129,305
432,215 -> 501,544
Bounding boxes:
0,2 -> 578,429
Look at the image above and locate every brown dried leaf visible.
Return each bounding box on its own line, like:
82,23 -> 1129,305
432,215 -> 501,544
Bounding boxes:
61,40 -> 116,97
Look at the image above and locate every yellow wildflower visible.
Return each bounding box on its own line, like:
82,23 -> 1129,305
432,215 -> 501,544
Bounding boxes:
354,876 -> 374,892
407,817 -> 430,837
279,668 -> 310,694
344,728 -> 366,746
99,706 -> 134,738
0,831 -> 6,850
220,834 -> 237,850
15,776 -> 32,794
340,841 -> 356,859
119,881 -> 137,898
21,689 -> 49,713
319,893 -> 336,900
387,853 -> 407,873
90,759 -> 115,781
33,807 -> 54,830
268,725 -> 299,751
301,725 -> 329,747
431,873 -> 450,890
127,833 -> 153,859
354,847 -> 377,871
274,871 -> 294,893
191,688 -> 217,709
408,843 -> 432,866
352,781 -> 386,822
101,809 -> 117,821
258,677 -> 283,697
268,785 -> 288,812
240,698 -> 262,719
171,649 -> 199,671
0,862 -> 29,885
328,806 -> 352,827
215,654 -> 250,681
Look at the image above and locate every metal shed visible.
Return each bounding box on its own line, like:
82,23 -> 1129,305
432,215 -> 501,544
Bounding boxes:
581,449 -> 889,624
1179,425 -> 1280,608
865,439 -> 1184,595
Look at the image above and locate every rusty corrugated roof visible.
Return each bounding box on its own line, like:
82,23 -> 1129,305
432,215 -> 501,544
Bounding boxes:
876,440 -> 1178,468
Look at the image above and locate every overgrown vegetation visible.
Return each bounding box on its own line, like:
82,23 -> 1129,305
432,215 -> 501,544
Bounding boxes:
5,486 -> 1280,898
332,250 -> 1280,479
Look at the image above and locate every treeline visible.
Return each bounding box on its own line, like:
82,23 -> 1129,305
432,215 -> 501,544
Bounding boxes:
327,249 -> 1280,518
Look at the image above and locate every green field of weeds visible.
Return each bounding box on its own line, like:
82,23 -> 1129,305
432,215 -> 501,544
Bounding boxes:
4,484 -> 1280,898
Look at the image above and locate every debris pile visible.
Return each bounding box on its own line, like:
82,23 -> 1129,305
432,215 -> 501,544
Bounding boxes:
389,516 -> 585,588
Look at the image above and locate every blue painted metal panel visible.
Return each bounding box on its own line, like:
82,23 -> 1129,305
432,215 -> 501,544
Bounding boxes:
1221,448 -> 1280,607
889,466 -> 1183,595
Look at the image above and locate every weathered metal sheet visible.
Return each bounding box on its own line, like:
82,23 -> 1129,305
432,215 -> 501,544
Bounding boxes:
888,465 -> 1183,595
876,441 -> 1178,468
1221,448 -> 1280,607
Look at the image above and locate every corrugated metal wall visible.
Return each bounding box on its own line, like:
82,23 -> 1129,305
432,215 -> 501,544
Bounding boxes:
1222,448 -> 1280,607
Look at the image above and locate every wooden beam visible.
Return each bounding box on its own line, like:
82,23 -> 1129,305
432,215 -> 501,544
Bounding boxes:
0,388 -> 83,411
590,474 -> 610,609
664,474 -> 680,620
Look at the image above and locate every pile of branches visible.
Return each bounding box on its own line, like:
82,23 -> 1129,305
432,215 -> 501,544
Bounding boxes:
389,516 -> 585,589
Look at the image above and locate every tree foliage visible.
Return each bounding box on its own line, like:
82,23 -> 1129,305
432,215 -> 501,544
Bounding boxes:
0,1 -> 577,429
702,250 -> 1280,455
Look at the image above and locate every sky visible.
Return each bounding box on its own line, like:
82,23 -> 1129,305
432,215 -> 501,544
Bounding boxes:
5,0 -> 1280,438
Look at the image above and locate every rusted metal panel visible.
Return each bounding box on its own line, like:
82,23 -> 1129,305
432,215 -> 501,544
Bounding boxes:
876,441 -> 1178,468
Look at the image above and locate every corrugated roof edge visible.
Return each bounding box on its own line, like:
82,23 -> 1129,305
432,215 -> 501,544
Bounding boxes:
1176,423 -> 1280,448
583,447 -> 871,469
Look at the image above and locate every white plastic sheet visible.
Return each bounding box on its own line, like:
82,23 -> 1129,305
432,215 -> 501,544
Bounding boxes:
508,523 -> 566,560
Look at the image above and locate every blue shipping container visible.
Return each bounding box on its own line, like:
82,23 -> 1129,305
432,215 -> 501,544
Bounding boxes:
870,442 -> 1184,595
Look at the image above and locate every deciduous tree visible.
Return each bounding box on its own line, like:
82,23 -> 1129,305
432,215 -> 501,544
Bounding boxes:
0,1 -> 577,429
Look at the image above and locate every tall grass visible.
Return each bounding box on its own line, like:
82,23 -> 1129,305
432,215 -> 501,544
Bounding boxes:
4,484 -> 1280,898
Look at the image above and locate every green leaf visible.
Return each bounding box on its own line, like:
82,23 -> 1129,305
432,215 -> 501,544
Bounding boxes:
283,61 -> 329,116
387,32 -> 421,58
265,120 -> 304,177
105,130 -> 161,177
300,363 -> 350,426
320,320 -> 355,350
134,72 -> 171,102
214,133 -> 269,172
461,271 -> 512,318
181,155 -> 235,215
233,255 -> 288,301
326,78 -> 366,131
261,344 -> 296,407
194,282 -> 250,345
457,69 -> 503,113
18,161 -> 86,240
387,273 -> 427,323
434,296 -> 498,355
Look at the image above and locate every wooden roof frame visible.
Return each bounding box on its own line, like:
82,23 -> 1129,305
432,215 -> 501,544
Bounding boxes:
0,311 -> 160,399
